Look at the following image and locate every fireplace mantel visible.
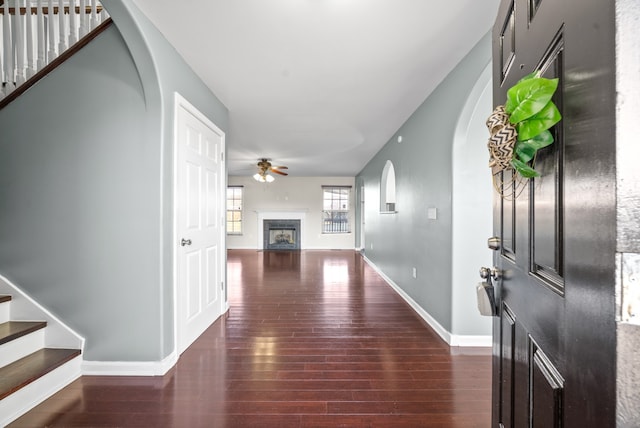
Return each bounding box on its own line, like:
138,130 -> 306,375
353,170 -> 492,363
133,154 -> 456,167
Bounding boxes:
256,211 -> 307,250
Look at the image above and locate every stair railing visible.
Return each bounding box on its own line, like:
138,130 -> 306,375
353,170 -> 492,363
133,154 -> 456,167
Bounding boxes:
0,0 -> 109,99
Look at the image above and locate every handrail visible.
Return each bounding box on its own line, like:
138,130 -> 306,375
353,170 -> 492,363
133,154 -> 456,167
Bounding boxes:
0,6 -> 104,15
0,0 -> 109,101
0,17 -> 111,111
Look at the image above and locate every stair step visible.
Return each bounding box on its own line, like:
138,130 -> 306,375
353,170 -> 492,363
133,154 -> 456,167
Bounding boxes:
0,348 -> 81,401
0,322 -> 47,346
0,295 -> 10,304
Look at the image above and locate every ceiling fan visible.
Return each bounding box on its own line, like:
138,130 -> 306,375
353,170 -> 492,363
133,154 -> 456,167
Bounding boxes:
253,158 -> 288,182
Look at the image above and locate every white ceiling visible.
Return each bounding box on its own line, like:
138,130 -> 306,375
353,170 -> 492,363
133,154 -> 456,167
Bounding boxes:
129,0 -> 499,177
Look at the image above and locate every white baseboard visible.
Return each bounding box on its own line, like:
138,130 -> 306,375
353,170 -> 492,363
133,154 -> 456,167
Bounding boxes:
82,351 -> 178,376
362,255 -> 490,348
450,334 -> 492,347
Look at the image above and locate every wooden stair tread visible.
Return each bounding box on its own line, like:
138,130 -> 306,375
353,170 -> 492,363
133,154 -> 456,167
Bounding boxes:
0,348 -> 81,400
0,295 -> 11,304
0,321 -> 47,346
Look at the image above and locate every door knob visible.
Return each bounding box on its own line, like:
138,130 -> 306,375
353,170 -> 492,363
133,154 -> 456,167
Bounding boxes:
180,238 -> 192,246
480,266 -> 502,280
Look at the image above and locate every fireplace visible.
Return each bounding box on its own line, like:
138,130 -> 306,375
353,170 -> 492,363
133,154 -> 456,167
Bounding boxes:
263,219 -> 301,250
257,211 -> 306,250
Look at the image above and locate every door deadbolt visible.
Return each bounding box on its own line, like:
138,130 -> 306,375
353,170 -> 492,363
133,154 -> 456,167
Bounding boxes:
180,238 -> 192,247
487,236 -> 501,251
480,266 -> 502,281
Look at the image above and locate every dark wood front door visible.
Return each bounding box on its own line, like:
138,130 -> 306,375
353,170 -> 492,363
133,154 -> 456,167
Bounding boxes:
491,1 -> 616,427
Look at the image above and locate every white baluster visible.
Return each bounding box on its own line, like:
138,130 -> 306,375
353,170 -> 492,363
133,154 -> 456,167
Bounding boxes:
37,0 -> 45,70
14,0 -> 26,86
47,0 -> 56,61
25,0 -> 35,79
90,0 -> 96,30
57,0 -> 66,54
78,0 -> 86,37
68,0 -> 77,44
3,0 -> 14,93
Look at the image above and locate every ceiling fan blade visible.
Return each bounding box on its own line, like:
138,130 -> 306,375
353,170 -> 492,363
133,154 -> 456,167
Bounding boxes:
270,169 -> 288,176
272,166 -> 288,170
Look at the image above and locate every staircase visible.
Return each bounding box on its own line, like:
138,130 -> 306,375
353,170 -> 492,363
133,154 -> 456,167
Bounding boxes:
0,0 -> 111,109
0,4 -> 111,423
0,4 -> 110,422
0,293 -> 82,426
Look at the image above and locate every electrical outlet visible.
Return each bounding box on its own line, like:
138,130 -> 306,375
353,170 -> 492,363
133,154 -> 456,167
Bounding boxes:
370,243 -> 374,250
412,267 -> 417,279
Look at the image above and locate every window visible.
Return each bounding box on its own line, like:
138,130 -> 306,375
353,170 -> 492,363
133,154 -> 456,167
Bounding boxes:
322,186 -> 351,233
226,186 -> 243,234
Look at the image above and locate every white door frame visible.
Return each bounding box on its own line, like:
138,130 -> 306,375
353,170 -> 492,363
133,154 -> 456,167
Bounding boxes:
172,92 -> 227,356
359,184 -> 365,251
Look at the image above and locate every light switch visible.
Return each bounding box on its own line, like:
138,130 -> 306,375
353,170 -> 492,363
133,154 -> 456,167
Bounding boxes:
427,207 -> 437,220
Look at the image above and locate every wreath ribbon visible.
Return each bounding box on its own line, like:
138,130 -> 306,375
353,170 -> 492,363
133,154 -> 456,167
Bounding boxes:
486,105 -> 517,176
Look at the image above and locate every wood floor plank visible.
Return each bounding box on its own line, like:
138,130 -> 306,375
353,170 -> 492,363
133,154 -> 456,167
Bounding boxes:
9,250 -> 491,427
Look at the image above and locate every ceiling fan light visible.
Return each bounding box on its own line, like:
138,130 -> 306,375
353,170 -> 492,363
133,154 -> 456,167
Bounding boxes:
253,173 -> 275,183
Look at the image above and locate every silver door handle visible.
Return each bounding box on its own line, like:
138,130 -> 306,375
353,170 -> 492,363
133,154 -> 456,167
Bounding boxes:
180,238 -> 192,247
480,266 -> 501,280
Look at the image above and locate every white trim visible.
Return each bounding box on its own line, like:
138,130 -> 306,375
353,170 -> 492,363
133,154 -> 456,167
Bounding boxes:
0,274 -> 85,350
362,255 -> 451,344
0,355 -> 82,427
450,60 -> 494,340
450,334 -> 492,347
82,351 -> 178,376
362,255 -> 490,347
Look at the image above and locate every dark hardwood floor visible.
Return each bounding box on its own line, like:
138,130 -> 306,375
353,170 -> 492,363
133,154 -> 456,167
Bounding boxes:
10,250 -> 491,427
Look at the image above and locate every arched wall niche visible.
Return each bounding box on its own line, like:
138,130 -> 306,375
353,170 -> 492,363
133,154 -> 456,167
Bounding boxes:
380,160 -> 397,212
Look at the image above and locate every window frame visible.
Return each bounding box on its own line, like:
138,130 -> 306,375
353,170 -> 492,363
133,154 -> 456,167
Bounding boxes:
321,185 -> 352,234
226,185 -> 244,235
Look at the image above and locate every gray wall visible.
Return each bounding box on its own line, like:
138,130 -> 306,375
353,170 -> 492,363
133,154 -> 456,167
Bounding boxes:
105,0 -> 229,359
356,32 -> 492,334
0,0 -> 228,362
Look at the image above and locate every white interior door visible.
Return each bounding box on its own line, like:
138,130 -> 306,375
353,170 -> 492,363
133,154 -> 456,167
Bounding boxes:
175,94 -> 226,355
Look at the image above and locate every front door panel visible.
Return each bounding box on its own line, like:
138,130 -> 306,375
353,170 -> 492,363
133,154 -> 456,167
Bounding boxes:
491,1 -> 616,426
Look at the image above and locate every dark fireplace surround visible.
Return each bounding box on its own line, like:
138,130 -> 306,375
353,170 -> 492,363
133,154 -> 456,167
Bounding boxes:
263,219 -> 301,250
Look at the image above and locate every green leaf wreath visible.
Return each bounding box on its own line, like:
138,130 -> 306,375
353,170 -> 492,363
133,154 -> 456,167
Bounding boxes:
487,71 -> 562,178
